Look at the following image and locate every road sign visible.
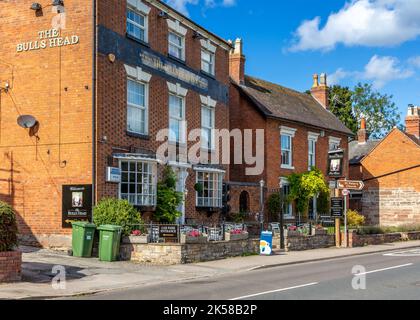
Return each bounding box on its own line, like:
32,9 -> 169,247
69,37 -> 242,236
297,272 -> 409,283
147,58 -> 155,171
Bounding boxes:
330,197 -> 344,217
337,180 -> 364,190
342,189 -> 350,196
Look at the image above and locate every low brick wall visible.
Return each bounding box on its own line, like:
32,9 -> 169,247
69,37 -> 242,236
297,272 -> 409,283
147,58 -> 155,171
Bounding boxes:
344,230 -> 420,247
0,251 -> 22,283
285,234 -> 335,251
120,238 -> 260,265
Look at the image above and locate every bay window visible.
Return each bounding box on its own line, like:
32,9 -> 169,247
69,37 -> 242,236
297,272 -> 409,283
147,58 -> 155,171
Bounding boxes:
120,161 -> 157,207
196,171 -> 223,208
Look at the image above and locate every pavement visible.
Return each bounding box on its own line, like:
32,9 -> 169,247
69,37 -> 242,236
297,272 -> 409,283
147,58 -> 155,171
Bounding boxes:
1,241 -> 420,300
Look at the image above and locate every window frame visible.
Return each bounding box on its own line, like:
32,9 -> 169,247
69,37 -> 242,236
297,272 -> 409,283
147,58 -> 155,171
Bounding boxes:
201,48 -> 215,76
168,31 -> 185,61
119,160 -> 157,207
168,93 -> 186,144
127,78 -> 149,136
308,132 -> 319,171
201,105 -> 216,151
195,171 -> 224,208
280,177 -> 293,218
126,8 -> 148,43
280,126 -> 296,170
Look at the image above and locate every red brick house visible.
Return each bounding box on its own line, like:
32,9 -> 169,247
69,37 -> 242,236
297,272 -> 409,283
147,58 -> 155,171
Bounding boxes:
0,0 -> 232,248
228,39 -> 353,223
349,106 -> 420,226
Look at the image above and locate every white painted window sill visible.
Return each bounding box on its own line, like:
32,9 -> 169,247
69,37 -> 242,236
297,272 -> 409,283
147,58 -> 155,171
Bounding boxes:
281,165 -> 295,170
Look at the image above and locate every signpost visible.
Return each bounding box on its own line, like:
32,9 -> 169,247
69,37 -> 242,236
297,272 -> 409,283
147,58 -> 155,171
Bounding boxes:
159,225 -> 179,243
336,180 -> 365,248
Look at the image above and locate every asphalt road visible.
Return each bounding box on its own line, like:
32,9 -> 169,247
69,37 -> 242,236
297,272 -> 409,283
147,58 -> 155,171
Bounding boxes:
69,248 -> 420,300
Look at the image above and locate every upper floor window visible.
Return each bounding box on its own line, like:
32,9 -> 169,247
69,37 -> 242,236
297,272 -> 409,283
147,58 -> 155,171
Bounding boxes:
126,0 -> 150,42
280,126 -> 297,169
308,132 -> 319,170
127,79 -> 148,135
169,94 -> 186,143
200,95 -> 217,151
201,39 -> 217,76
329,137 -> 341,151
201,49 -> 215,75
168,32 -> 185,61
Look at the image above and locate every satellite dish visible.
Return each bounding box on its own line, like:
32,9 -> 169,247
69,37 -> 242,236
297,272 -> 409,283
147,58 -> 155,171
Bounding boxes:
17,115 -> 37,129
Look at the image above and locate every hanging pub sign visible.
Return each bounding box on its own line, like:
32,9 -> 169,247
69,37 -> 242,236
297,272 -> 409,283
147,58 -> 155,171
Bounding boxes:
327,149 -> 345,178
62,185 -> 92,228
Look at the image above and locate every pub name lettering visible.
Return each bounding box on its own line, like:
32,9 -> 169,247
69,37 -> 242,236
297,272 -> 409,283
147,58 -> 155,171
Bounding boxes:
16,29 -> 79,53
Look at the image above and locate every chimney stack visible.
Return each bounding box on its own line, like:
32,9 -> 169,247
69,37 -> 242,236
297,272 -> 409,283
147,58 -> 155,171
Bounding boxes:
310,73 -> 329,110
229,38 -> 246,85
357,117 -> 369,144
406,105 -> 420,139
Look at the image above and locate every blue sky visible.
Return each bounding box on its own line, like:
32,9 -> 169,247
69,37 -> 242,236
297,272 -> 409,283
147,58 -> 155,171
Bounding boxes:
166,0 -> 420,123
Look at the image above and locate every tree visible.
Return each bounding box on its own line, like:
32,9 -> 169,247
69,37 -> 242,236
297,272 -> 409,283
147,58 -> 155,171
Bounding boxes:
154,166 -> 183,223
328,83 -> 401,139
287,168 -> 329,222
329,85 -> 358,134
352,83 -> 401,139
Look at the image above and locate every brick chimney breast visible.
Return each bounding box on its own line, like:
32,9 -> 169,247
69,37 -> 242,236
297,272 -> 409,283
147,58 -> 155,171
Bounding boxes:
406,105 -> 420,138
357,118 -> 369,143
310,73 -> 329,110
229,38 -> 246,85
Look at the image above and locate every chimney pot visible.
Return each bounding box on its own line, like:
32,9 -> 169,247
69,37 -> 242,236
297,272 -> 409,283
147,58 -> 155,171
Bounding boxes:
310,73 -> 329,109
312,74 -> 319,88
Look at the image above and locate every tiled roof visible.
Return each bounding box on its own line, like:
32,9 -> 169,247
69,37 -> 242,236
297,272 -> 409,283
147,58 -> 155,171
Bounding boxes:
349,140 -> 381,165
235,76 -> 354,135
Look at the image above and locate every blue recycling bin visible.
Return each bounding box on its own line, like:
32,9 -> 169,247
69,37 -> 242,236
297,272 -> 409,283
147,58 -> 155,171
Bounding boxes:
260,231 -> 273,256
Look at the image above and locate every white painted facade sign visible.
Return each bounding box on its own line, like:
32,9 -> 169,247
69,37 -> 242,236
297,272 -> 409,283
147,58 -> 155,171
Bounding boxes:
16,29 -> 80,53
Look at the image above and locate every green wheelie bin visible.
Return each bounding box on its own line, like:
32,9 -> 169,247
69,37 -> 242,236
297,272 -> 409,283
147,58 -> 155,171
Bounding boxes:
98,225 -> 123,262
71,221 -> 96,257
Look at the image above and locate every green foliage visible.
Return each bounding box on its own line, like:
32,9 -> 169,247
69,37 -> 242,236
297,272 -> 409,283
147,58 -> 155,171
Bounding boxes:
154,166 -> 183,223
93,198 -> 142,236
267,193 -> 282,221
228,212 -> 247,223
0,202 -> 18,252
347,210 -> 365,227
287,168 -> 329,218
194,183 -> 203,194
317,190 -> 330,216
328,83 -> 401,139
329,85 -> 358,134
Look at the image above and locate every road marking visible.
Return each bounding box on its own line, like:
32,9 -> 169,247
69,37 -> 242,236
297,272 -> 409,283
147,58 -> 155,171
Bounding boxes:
230,282 -> 319,300
384,249 -> 420,257
357,263 -> 413,276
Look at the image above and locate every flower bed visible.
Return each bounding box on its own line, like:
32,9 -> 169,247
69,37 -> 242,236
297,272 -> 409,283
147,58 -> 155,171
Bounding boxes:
122,230 -> 150,244
225,230 -> 249,241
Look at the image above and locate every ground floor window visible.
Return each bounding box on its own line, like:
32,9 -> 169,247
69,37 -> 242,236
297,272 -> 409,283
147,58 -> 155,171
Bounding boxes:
120,161 -> 157,206
239,191 -> 250,213
281,178 -> 293,218
196,171 -> 223,208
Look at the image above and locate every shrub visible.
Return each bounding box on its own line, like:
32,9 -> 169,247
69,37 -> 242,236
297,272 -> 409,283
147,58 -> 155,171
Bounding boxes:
0,202 -> 18,252
267,193 -> 281,221
347,210 -> 365,228
154,167 -> 183,223
93,198 -> 142,236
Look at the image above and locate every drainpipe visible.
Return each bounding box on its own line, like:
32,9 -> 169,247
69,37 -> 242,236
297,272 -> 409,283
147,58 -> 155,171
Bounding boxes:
91,0 -> 97,216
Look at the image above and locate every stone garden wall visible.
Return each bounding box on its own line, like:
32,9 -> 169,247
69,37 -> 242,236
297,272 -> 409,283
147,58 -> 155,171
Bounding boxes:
120,238 -> 260,265
344,230 -> 420,248
285,234 -> 335,251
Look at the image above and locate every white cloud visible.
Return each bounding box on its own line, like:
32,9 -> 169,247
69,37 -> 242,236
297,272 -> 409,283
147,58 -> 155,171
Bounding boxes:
166,0 -> 236,16
408,56 -> 420,68
290,0 -> 420,51
165,0 -> 199,16
328,55 -> 414,88
363,55 -> 414,88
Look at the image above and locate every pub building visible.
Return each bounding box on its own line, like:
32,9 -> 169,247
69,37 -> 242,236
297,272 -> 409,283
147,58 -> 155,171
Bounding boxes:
0,0 -> 231,248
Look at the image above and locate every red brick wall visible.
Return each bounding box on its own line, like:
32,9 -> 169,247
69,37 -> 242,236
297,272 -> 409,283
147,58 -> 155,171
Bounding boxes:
96,0 -> 230,223
0,0 -> 93,245
357,129 -> 420,226
0,251 -> 22,283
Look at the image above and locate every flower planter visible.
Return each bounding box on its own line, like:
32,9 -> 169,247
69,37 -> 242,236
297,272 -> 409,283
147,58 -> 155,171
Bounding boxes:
0,251 -> 22,283
181,234 -> 208,244
225,232 -> 249,241
122,235 -> 150,244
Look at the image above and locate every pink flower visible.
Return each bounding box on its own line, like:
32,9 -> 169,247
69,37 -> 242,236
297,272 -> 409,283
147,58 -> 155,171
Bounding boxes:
131,230 -> 142,236
188,230 -> 201,237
